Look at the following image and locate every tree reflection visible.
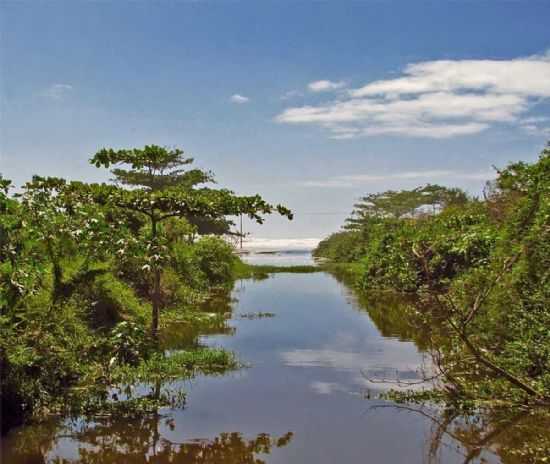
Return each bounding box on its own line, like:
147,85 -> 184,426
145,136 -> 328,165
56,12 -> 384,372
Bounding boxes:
51,429 -> 293,464
5,410 -> 293,464
331,267 -> 550,462
63,376 -> 293,464
160,289 -> 237,350
371,403 -> 550,463
3,371 -> 293,464
1,419 -> 58,464
329,268 -> 433,353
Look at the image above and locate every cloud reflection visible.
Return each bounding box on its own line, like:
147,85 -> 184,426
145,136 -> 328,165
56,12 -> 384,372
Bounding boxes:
282,344 -> 430,391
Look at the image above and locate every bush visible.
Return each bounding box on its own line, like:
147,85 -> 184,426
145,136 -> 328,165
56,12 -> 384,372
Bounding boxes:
192,237 -> 236,285
1,291 -> 94,427
313,231 -> 365,262
172,236 -> 236,288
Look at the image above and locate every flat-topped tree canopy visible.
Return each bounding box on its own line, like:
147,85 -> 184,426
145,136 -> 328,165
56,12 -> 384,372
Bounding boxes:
344,184 -> 469,230
92,145 -> 214,191
90,145 -> 292,237
28,177 -> 293,225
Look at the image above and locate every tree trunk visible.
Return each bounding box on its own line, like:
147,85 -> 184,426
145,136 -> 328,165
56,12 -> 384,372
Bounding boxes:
151,216 -> 160,340
151,267 -> 160,339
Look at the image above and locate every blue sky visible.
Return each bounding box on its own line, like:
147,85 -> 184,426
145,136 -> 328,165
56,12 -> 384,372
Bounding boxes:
1,1 -> 549,240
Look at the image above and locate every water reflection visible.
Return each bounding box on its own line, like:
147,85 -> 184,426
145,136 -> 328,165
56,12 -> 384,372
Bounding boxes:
328,264 -> 550,463
3,415 -> 293,464
3,252 -> 546,463
160,290 -> 236,350
281,347 -> 427,391
4,403 -> 547,464
368,404 -> 550,464
328,265 -> 431,349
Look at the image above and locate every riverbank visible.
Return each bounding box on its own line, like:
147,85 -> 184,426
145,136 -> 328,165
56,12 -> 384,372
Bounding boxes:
1,253 -> 431,463
1,246 -> 323,435
5,250 -> 549,463
1,236 -> 263,434
311,151 -> 550,458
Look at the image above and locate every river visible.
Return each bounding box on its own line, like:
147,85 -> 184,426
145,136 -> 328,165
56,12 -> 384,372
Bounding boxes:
1,251 -> 519,463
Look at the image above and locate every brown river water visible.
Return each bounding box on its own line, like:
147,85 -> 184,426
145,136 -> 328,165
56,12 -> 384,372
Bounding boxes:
2,251 -> 542,463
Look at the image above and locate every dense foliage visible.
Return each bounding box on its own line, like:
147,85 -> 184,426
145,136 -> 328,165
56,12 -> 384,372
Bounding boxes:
0,146 -> 291,433
315,145 -> 550,408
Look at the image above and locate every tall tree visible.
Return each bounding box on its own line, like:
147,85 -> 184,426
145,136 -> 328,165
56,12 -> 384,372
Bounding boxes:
97,145 -> 235,238
90,146 -> 292,338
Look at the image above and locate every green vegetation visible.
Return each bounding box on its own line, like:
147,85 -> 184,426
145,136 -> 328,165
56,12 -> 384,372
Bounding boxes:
233,260 -> 319,280
315,145 -> 550,410
89,145 -> 292,338
110,348 -> 239,385
0,146 -> 291,433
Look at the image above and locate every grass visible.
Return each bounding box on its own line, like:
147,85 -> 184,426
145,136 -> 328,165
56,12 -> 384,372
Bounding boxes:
110,348 -> 239,385
233,260 -> 320,280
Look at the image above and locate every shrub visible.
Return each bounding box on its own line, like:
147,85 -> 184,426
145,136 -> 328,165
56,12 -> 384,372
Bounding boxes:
192,237 -> 236,286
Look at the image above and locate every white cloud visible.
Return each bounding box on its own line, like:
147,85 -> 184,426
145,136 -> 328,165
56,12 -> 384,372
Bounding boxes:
308,80 -> 346,92
301,169 -> 496,188
351,56 -> 550,98
519,116 -> 550,136
277,52 -> 550,139
310,381 -> 346,395
521,116 -> 550,124
40,83 -> 73,99
280,90 -> 304,100
230,94 -> 250,104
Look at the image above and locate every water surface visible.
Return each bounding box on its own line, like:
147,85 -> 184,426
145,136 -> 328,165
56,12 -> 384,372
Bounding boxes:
2,251 -> 507,463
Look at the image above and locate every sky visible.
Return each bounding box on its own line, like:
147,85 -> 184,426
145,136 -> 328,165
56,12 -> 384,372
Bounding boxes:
1,1 -> 549,242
